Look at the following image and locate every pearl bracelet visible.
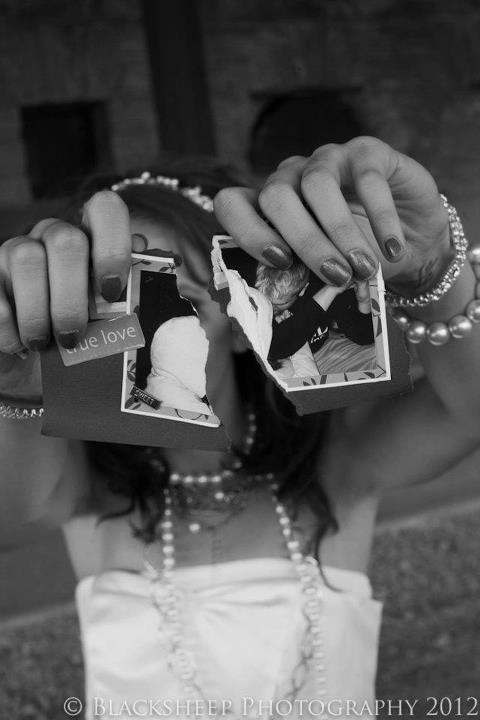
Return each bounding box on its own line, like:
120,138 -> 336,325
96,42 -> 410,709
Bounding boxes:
0,400 -> 44,420
389,245 -> 480,345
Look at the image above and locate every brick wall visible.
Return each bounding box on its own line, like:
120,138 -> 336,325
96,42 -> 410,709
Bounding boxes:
0,0 -> 158,207
1,0 -> 480,236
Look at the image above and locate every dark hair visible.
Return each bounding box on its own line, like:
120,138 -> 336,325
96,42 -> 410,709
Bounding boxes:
69,158 -> 336,554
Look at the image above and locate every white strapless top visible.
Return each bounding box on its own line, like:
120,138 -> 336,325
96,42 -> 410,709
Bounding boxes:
76,558 -> 382,720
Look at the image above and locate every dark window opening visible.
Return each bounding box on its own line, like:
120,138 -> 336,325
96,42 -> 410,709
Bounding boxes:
249,89 -> 366,175
21,101 -> 112,199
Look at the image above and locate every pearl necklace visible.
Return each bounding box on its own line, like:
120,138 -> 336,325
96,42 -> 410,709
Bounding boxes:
143,413 -> 329,717
164,411 -> 272,534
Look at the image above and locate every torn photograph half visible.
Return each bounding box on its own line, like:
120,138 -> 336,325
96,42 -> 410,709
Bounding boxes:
121,253 -> 220,427
212,236 -> 390,392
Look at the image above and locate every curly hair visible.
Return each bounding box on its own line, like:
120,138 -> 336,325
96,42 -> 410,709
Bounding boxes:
66,158 -> 336,554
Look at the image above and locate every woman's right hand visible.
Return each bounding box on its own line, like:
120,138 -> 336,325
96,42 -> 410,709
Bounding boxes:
0,191 -> 133,401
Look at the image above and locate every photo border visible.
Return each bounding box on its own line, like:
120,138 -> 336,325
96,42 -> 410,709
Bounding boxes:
120,253 -> 220,428
212,235 -> 391,392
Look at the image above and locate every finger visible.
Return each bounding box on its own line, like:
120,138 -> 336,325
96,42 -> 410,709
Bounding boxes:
259,161 -> 353,286
351,167 -> 407,263
0,282 -> 23,355
213,186 -> 294,269
7,239 -> 50,351
131,233 -> 149,253
29,218 -> 61,240
82,190 -> 132,302
40,221 -> 89,348
300,146 -> 379,280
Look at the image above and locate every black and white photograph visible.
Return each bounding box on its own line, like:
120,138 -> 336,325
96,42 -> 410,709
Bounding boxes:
213,236 -> 390,391
2,3 -> 480,720
121,254 -> 220,427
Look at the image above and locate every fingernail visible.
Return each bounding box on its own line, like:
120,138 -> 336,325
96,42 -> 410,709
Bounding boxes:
319,259 -> 352,286
384,237 -> 404,261
261,245 -> 293,270
101,274 -> 123,302
131,233 -> 149,252
16,348 -> 29,360
58,330 -> 80,349
347,250 -> 378,280
27,337 -> 50,352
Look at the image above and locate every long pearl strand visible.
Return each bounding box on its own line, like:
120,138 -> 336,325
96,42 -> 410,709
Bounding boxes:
144,489 -> 329,716
270,483 -> 328,704
143,412 -> 329,717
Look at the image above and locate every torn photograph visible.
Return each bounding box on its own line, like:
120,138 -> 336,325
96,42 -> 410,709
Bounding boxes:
121,253 -> 220,427
212,236 -> 390,392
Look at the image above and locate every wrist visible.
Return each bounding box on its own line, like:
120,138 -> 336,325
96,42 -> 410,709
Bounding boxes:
386,230 -> 453,298
0,393 -> 43,408
387,198 -> 480,346
0,356 -> 43,406
386,195 -> 468,310
409,259 -> 476,323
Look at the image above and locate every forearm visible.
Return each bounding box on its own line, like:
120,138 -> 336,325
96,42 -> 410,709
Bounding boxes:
412,260 -> 480,424
343,378 -> 480,491
0,416 -> 71,536
312,286 -> 339,311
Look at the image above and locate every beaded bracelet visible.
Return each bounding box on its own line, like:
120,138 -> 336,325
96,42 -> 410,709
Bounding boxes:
0,400 -> 44,420
389,245 -> 480,345
385,195 -> 468,309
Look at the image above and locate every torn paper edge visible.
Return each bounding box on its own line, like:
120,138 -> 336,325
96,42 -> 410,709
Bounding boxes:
120,252 -> 221,429
211,235 -> 391,394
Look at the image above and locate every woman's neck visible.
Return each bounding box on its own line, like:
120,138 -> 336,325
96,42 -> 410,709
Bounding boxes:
164,341 -> 246,474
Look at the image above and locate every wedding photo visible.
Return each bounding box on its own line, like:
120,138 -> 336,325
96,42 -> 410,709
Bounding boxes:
1,3 -> 480,720
121,253 -> 219,427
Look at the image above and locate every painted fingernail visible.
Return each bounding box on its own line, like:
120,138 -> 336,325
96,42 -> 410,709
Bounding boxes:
58,330 -> 80,349
319,259 -> 352,286
101,274 -> 123,302
131,233 -> 149,252
27,337 -> 50,352
384,237 -> 405,261
347,250 -> 378,280
261,245 -> 293,270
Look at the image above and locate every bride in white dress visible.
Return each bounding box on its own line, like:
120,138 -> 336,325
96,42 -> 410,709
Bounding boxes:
1,137 -> 480,720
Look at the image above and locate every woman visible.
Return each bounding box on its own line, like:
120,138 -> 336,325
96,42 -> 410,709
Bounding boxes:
1,137 -> 479,719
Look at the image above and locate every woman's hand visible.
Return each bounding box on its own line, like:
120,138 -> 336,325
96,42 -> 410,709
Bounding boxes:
214,136 -> 451,296
0,191 -> 132,400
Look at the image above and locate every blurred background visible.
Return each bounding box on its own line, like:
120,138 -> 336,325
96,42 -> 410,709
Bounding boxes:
0,1 -> 480,718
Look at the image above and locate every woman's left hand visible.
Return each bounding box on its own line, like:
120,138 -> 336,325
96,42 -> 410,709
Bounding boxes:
214,136 -> 452,295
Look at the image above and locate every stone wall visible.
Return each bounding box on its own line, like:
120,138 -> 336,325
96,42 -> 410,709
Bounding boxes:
1,0 -> 480,233
0,0 -> 158,206
199,0 -> 480,230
